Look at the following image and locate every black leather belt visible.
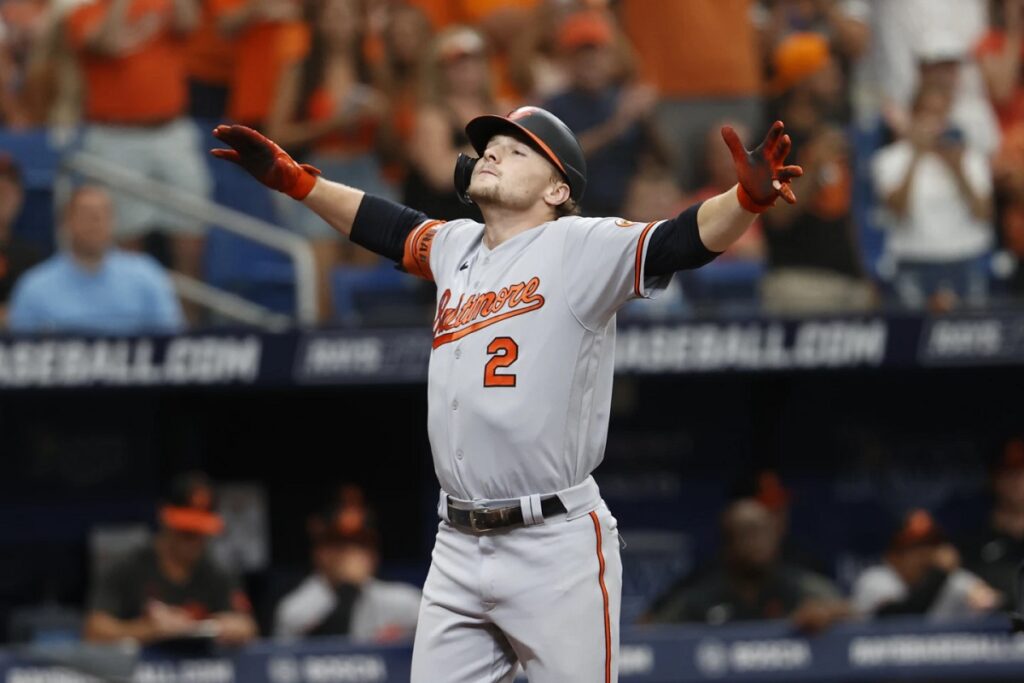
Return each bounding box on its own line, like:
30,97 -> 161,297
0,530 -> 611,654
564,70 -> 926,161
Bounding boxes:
446,496 -> 566,532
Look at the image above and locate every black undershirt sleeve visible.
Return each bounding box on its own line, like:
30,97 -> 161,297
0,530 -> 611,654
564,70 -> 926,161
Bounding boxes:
644,201 -> 722,277
349,194 -> 430,264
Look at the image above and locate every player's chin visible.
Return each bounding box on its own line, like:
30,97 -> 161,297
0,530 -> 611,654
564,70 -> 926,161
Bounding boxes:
468,180 -> 499,203
470,173 -> 499,190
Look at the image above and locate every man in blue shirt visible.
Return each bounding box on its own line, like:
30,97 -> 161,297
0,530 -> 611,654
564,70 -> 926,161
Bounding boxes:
9,185 -> 184,334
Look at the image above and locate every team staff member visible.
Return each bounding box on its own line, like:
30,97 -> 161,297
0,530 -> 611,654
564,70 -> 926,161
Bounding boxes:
83,472 -> 257,646
274,486 -> 422,642
211,107 -> 800,681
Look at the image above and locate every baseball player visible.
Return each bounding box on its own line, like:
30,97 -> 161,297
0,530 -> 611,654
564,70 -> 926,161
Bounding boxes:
211,106 -> 801,682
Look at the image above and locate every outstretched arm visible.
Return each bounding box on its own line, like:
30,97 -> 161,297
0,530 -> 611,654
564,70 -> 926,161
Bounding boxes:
646,121 -> 802,277
211,124 -> 363,234
210,124 -> 429,260
698,121 -> 802,251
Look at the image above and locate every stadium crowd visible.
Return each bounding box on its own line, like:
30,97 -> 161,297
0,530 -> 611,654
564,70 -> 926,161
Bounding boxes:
0,0 -> 1022,329
2,0 -> 1024,661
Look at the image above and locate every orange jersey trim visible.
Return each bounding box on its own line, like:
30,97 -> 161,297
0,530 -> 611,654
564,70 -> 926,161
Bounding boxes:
633,221 -> 659,297
590,511 -> 612,683
402,220 -> 444,281
521,128 -> 567,176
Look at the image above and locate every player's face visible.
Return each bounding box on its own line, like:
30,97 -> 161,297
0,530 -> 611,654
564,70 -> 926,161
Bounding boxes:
469,134 -> 569,213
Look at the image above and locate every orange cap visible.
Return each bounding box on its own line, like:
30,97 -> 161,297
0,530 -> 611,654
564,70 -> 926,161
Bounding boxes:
160,471 -> 224,536
769,32 -> 831,94
889,509 -> 945,552
558,11 -> 614,52
755,471 -> 792,512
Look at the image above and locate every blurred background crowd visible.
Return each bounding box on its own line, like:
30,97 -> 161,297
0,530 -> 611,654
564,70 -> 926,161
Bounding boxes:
3,0 -> 1024,331
4,0 -> 1024,666
10,439 -> 1024,648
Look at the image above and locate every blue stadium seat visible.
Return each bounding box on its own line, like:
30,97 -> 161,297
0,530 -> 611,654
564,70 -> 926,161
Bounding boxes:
681,259 -> 764,316
0,127 -> 74,254
204,154 -> 296,313
330,262 -> 424,324
851,120 -> 888,281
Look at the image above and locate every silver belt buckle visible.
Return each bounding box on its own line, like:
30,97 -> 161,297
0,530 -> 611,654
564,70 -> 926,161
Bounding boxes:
468,507 -> 491,532
468,506 -> 512,531
469,509 -> 484,531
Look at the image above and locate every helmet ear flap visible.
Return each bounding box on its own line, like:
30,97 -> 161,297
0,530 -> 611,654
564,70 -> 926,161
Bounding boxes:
454,154 -> 479,205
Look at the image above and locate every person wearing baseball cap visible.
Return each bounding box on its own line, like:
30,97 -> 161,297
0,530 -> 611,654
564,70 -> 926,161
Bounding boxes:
542,9 -> 667,218
210,38 -> 802,677
83,471 -> 257,646
851,509 -> 1000,619
273,485 -> 421,642
0,153 -> 42,328
643,497 -> 845,630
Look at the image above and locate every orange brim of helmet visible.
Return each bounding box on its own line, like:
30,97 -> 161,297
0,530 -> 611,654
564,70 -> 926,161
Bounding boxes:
161,505 -> 224,535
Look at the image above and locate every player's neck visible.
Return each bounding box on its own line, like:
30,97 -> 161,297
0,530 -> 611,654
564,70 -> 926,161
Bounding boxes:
480,205 -> 554,250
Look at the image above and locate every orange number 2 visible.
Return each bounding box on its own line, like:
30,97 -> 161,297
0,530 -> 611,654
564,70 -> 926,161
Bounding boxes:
484,337 -> 518,387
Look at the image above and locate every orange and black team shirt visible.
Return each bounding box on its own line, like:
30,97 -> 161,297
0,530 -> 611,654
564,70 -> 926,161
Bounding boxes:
210,0 -> 310,126
88,545 -> 251,620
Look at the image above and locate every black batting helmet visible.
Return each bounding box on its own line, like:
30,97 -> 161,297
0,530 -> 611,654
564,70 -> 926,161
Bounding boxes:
454,106 -> 587,206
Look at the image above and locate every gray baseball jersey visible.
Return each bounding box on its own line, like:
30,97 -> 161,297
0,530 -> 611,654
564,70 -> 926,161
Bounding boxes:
402,215 -> 670,502
402,214 -> 667,683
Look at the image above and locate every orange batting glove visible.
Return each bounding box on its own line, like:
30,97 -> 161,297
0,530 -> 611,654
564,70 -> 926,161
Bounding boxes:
210,124 -> 321,200
721,120 -> 804,214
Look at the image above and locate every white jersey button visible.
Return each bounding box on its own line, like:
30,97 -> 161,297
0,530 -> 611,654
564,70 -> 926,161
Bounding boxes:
452,399 -> 459,410
454,348 -> 462,359
456,449 -> 464,460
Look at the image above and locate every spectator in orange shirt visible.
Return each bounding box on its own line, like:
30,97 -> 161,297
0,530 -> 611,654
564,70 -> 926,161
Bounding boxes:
618,0 -> 763,192
67,0 -> 212,304
185,0 -> 237,120
216,0 -> 309,129
266,0 -> 393,322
